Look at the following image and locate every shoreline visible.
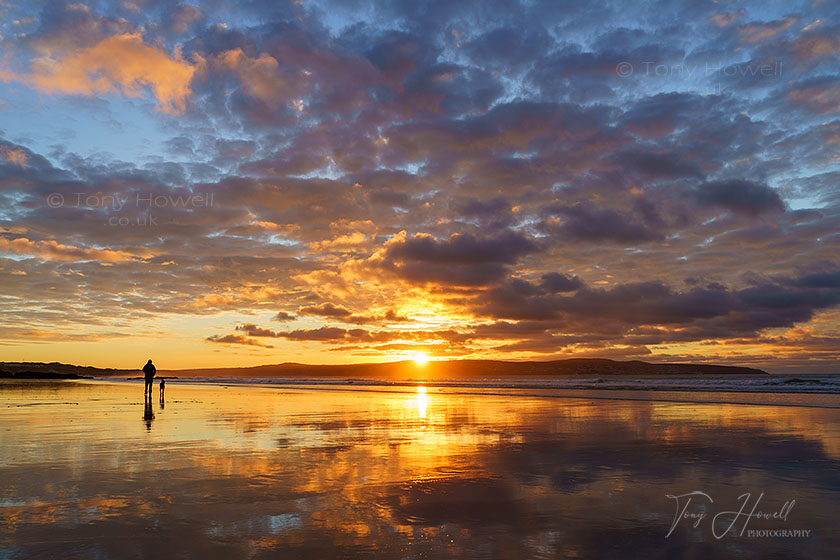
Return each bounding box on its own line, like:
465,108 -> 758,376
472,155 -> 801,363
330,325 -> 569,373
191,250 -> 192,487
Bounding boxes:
6,376 -> 839,409
72,372 -> 840,394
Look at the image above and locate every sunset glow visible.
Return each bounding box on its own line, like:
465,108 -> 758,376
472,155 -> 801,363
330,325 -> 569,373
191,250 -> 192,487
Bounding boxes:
0,0 -> 838,372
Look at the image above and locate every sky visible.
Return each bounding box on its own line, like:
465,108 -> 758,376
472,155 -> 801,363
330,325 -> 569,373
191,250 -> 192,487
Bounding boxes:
0,0 -> 838,372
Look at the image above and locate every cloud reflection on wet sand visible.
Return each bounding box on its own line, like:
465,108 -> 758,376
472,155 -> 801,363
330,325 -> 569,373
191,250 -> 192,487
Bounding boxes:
1,380 -> 839,559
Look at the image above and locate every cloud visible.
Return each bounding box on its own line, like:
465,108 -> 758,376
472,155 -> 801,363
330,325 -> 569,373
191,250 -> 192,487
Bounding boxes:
210,263 -> 840,354
463,26 -> 552,72
694,180 -> 785,216
709,11 -> 743,27
541,272 -> 583,293
0,327 -> 128,342
272,311 -> 296,322
787,77 -> 840,114
0,33 -> 197,114
541,202 -> 664,244
612,149 -> 704,180
374,230 -> 539,286
168,4 -> 202,34
738,17 -> 797,43
216,323 -> 471,348
236,323 -> 278,337
450,196 -> 516,230
205,334 -> 274,347
386,230 -> 536,264
4,0 -> 840,370
309,232 -> 368,251
208,48 -> 307,105
0,145 -> 28,168
274,326 -> 355,342
343,309 -> 412,325
793,32 -> 840,60
498,270 -> 840,340
0,236 -> 144,263
299,302 -> 352,317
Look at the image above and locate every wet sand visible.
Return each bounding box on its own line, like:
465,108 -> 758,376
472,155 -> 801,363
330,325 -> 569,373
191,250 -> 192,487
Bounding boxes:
2,379 -> 839,559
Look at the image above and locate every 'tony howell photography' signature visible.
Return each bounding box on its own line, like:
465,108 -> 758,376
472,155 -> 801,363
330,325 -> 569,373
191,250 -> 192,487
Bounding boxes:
666,491 -> 811,539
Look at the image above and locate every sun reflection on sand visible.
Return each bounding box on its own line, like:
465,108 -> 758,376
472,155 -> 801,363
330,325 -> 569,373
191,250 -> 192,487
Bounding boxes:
415,385 -> 428,419
2,380 -> 840,558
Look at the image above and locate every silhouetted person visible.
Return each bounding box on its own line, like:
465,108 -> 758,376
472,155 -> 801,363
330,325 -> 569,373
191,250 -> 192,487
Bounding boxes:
159,378 -> 165,405
143,359 -> 156,397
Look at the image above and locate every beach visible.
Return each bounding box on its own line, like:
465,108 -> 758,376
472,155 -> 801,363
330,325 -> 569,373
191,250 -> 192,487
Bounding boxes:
2,379 -> 839,559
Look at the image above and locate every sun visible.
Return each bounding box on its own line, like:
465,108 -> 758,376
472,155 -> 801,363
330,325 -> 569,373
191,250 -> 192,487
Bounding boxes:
412,352 -> 429,365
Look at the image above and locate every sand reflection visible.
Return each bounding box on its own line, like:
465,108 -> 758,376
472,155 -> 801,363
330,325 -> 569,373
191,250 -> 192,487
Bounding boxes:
414,385 -> 428,419
1,380 -> 839,558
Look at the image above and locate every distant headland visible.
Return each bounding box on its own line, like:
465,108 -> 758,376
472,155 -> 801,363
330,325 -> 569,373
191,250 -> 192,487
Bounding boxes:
0,358 -> 768,380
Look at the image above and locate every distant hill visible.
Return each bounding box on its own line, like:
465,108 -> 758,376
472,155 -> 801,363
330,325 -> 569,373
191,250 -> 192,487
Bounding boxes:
0,370 -> 91,380
0,362 -> 132,377
1,358 -> 768,379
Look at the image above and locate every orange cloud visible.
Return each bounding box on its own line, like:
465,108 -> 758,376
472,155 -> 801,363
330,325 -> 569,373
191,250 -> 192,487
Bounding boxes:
0,145 -> 27,168
210,48 -> 307,105
793,34 -> 840,60
0,33 -> 197,114
170,4 -> 201,34
788,82 -> 840,113
0,237 -> 143,262
709,12 -> 742,27
309,232 -> 368,251
0,328 -> 126,342
738,17 -> 797,43
206,334 -> 274,348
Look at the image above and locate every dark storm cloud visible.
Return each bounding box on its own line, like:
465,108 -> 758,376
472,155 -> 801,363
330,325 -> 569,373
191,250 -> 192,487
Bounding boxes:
562,282 -> 738,326
450,196 -> 516,230
694,180 -> 786,216
541,272 -> 583,293
386,230 -> 536,265
476,281 -> 563,321
527,42 -> 678,101
472,268 -> 840,343
397,62 -> 504,117
541,202 -> 664,244
377,230 -> 539,286
612,149 -> 704,180
619,92 -> 702,136
462,26 -> 552,72
790,270 -> 840,289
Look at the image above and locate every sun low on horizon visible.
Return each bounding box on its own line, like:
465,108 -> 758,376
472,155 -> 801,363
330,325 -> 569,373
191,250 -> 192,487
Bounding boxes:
412,353 -> 429,366
1,0 -> 839,373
